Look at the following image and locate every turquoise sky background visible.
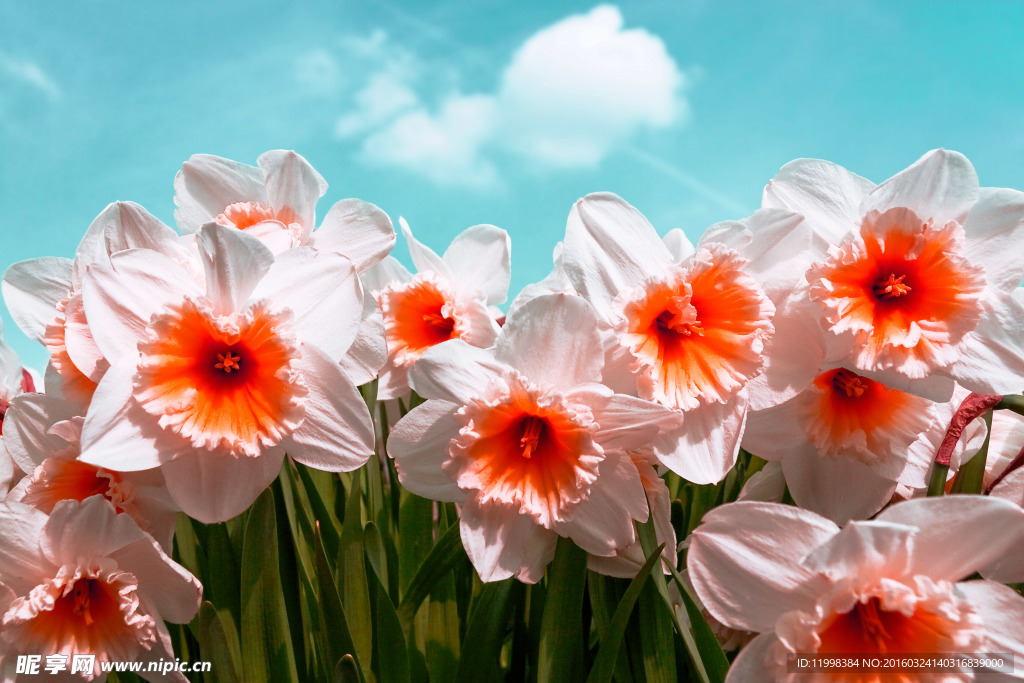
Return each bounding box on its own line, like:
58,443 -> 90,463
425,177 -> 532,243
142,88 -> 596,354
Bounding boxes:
2,0 -> 1023,371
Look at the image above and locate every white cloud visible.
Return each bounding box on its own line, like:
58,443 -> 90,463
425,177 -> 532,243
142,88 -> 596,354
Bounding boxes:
334,5 -> 689,187
0,53 -> 60,101
295,49 -> 342,95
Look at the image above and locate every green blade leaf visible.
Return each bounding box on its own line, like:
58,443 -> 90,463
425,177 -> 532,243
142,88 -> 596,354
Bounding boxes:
453,580 -> 514,683
538,536 -> 588,683
339,473 -> 374,670
586,545 -> 664,683
240,489 -> 299,683
198,601 -> 242,683
662,558 -> 730,683
396,521 -> 466,630
313,523 -> 363,676
369,561 -> 410,683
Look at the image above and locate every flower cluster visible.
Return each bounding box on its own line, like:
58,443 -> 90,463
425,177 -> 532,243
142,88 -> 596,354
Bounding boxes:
3,147 -> 1024,680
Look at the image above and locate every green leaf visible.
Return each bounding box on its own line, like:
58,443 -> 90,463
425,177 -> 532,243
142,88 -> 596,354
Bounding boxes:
364,521 -> 389,589
334,655 -> 364,683
638,579 -> 676,683
339,473 -> 374,671
240,489 -> 299,683
538,536 -> 588,683
369,561 -> 410,683
295,462 -> 342,559
396,521 -> 466,631
453,580 -> 514,683
198,601 -> 242,683
398,493 -> 435,595
586,545 -> 664,683
313,523 -> 363,676
662,559 -> 729,683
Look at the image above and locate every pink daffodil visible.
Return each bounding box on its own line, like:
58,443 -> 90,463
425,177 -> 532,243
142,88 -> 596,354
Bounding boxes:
365,218 -> 510,400
763,149 -> 1024,400
78,225 -> 375,523
2,393 -> 177,550
387,293 -> 680,582
1,326 -> 35,497
0,496 -> 201,681
688,497 -> 1024,681
175,150 -> 397,387
560,192 -> 810,483
3,203 -> 192,409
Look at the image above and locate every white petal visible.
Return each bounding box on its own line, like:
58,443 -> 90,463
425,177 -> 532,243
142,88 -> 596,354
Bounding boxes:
0,501 -> 51,594
570,387 -> 683,451
2,393 -> 79,473
442,224 -> 511,305
337,290 -> 388,386
75,202 -> 182,280
950,292 -> 1024,395
737,461 -> 786,502
173,154 -> 268,232
2,257 -> 72,343
654,395 -> 746,484
82,249 -> 202,361
878,495 -> 1024,583
722,634 -> 785,683
699,208 -> 810,303
62,293 -> 109,381
387,400 -> 463,502
687,501 -> 837,632
562,192 -> 672,313
459,497 -> 558,583
762,157 -> 873,245
956,581 -> 1024,666
745,297 -> 826,411
408,339 -> 506,404
278,346 -> 374,472
197,224 -> 274,315
311,199 -> 396,273
781,450 -> 898,525
662,228 -> 695,263
250,247 -> 363,360
361,256 -> 411,294
964,187 -> 1024,295
495,294 -> 602,388
258,149 -> 327,236
79,362 -> 173,471
112,537 -> 202,624
162,447 -> 285,524
552,451 -> 646,556
861,148 -> 979,225
400,217 -> 451,278
801,520 -> 915,583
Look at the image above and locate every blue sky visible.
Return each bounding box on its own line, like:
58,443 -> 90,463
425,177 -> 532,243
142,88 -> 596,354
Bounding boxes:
2,0 -> 1023,371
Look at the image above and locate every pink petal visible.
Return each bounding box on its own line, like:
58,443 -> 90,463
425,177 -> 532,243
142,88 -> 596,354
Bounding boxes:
387,400 -> 464,502
654,395 -> 746,484
952,292 -> 1024,395
79,362 -> 174,472
877,495 -> 1024,583
174,154 -> 268,232
337,291 -> 388,386
311,199 -> 396,273
62,293 -> 109,381
197,224 -> 274,315
551,451 -> 646,556
442,224 -> 511,305
571,388 -> 682,451
0,501 -> 51,594
407,339 -> 506,404
861,148 -> 979,226
2,257 -> 73,343
763,157 -> 873,246
801,520 -> 914,582
687,501 -> 837,632
82,249 -> 202,361
964,187 -> 1024,297
258,150 -> 327,237
2,393 -> 79,473
495,294 -> 602,388
781,451 -> 898,525
278,346 -> 374,473
956,581 -> 1024,664
562,192 -> 672,312
251,248 -> 363,361
459,497 -> 558,583
400,218 -> 451,278
162,446 -> 285,524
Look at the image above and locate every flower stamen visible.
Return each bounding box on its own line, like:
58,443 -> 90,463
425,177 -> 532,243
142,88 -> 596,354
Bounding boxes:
214,351 -> 241,373
72,582 -> 95,626
873,273 -> 912,300
519,417 -> 545,459
832,369 -> 868,398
